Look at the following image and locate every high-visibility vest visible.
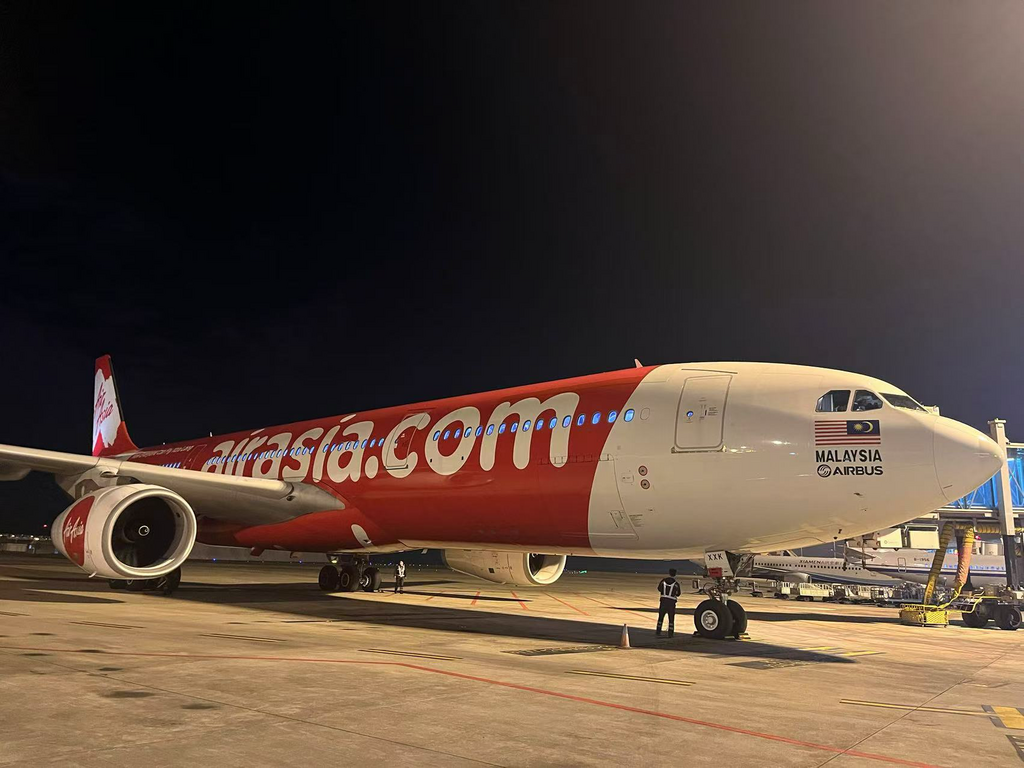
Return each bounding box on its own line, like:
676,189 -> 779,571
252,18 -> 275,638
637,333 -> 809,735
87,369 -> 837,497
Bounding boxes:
659,578 -> 680,601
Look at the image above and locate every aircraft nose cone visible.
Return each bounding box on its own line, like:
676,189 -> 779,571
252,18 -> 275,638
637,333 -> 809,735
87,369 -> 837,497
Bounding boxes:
933,418 -> 1002,503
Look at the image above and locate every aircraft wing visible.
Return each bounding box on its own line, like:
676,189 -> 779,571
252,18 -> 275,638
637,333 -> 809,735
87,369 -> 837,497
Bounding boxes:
0,443 -> 340,525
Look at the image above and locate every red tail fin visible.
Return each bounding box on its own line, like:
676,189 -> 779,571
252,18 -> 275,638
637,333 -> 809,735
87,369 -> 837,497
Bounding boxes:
92,355 -> 138,457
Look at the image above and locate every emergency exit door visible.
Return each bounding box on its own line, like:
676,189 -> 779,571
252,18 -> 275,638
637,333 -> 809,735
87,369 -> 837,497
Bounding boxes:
674,375 -> 731,451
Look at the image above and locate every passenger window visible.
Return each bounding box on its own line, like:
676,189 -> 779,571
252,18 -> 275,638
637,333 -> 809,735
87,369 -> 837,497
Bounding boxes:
592,412 -> 601,425
577,414 -> 586,427
475,425 -> 483,437
608,410 -> 617,423
487,425 -> 495,436
361,440 -> 367,448
454,428 -> 462,439
852,390 -> 883,412
535,418 -> 544,431
624,409 -> 635,422
433,432 -> 439,441
511,422 -> 518,433
815,390 -> 851,412
369,439 -> 376,447
443,430 -> 451,440
550,417 -> 557,429
562,416 -> 571,428
523,420 -> 531,432
499,423 -> 506,434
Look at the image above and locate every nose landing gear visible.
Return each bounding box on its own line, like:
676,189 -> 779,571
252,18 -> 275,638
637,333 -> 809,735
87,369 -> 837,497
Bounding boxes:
693,550 -> 753,639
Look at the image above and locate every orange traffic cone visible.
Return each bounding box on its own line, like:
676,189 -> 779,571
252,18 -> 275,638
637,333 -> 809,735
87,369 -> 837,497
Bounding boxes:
620,623 -> 631,649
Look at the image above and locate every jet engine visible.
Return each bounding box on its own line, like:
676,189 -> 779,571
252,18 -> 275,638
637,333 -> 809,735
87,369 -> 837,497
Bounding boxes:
442,550 -> 566,586
51,484 -> 197,579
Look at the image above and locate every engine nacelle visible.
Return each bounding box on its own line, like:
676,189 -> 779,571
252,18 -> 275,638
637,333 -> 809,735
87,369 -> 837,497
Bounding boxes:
51,484 -> 197,579
442,550 -> 566,587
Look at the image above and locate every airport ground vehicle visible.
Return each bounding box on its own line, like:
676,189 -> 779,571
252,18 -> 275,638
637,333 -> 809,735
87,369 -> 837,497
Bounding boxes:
0,357 -> 1001,639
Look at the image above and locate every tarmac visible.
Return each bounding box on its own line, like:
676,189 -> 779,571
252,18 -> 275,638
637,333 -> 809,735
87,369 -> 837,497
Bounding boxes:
1,554 -> 1023,767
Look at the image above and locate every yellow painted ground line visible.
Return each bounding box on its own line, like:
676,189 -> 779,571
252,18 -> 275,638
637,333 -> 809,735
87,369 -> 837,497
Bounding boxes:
568,670 -> 695,686
840,651 -> 884,657
841,699 -> 990,718
360,648 -> 462,661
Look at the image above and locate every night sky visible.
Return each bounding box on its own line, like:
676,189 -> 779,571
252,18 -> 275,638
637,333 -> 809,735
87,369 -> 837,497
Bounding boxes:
2,4 -> 1023,532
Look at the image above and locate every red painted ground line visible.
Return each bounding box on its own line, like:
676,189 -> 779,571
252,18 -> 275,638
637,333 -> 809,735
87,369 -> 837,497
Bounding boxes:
470,591 -> 480,606
0,645 -> 936,768
510,591 -> 528,610
544,593 -> 589,616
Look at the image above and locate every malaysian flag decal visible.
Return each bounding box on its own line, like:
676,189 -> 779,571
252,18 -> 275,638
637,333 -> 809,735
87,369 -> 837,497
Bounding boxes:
814,420 -> 880,445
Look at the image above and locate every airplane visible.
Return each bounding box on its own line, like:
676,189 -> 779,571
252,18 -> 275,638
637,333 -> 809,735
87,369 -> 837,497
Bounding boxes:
0,357 -> 1003,639
857,548 -> 1009,588
751,552 -> 896,586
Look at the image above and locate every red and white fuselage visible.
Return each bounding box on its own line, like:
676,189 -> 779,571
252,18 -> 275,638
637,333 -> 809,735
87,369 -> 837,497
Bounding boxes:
91,361 -> 1000,559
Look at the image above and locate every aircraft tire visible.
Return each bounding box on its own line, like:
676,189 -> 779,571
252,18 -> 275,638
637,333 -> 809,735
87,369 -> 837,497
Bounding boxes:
318,565 -> 340,591
996,605 -> 1021,631
726,600 -> 748,637
109,580 -> 127,590
694,599 -> 734,640
961,609 -> 988,628
361,567 -> 382,592
338,564 -> 360,592
158,567 -> 181,596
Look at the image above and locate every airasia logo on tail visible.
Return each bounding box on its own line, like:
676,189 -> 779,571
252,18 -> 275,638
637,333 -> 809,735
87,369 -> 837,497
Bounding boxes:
62,497 -> 95,567
93,369 -> 121,451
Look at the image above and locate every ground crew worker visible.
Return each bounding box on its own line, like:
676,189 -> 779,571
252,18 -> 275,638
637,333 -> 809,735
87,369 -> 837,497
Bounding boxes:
394,560 -> 406,593
656,568 -> 681,637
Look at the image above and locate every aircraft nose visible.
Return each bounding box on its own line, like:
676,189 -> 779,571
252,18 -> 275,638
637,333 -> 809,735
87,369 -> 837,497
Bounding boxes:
933,418 -> 1002,503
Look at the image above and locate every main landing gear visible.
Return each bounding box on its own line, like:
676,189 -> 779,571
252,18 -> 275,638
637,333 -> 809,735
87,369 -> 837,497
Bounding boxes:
318,556 -> 381,593
108,567 -> 181,596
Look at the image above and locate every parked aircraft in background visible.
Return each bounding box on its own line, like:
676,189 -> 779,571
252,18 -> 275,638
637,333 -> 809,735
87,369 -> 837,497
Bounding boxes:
752,553 -> 896,586
0,357 -> 1001,638
858,548 -> 1008,587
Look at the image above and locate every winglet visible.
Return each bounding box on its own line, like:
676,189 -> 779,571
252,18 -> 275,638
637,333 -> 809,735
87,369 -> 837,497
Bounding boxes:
92,356 -> 138,457
634,358 -> 643,368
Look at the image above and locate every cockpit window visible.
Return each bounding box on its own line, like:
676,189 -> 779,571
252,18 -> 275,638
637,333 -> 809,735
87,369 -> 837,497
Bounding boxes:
851,390 -> 883,412
882,393 -> 926,412
815,390 -> 850,412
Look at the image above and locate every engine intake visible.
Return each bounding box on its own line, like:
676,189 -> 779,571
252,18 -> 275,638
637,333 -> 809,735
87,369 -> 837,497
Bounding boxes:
52,484 -> 197,579
442,550 -> 566,587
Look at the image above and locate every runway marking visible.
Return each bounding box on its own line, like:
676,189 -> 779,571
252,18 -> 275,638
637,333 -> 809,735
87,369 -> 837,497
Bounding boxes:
1006,734 -> 1024,762
985,706 -> 1024,730
199,633 -> 285,643
568,670 -> 695,686
360,649 -> 462,661
71,621 -> 142,630
510,591 -> 528,610
0,645 -> 938,767
799,647 -> 884,658
841,699 -> 994,719
545,593 -> 589,616
470,591 -> 480,606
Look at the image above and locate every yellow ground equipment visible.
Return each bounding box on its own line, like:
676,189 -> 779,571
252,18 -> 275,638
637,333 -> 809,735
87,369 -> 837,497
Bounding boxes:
900,522 -> 1023,629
